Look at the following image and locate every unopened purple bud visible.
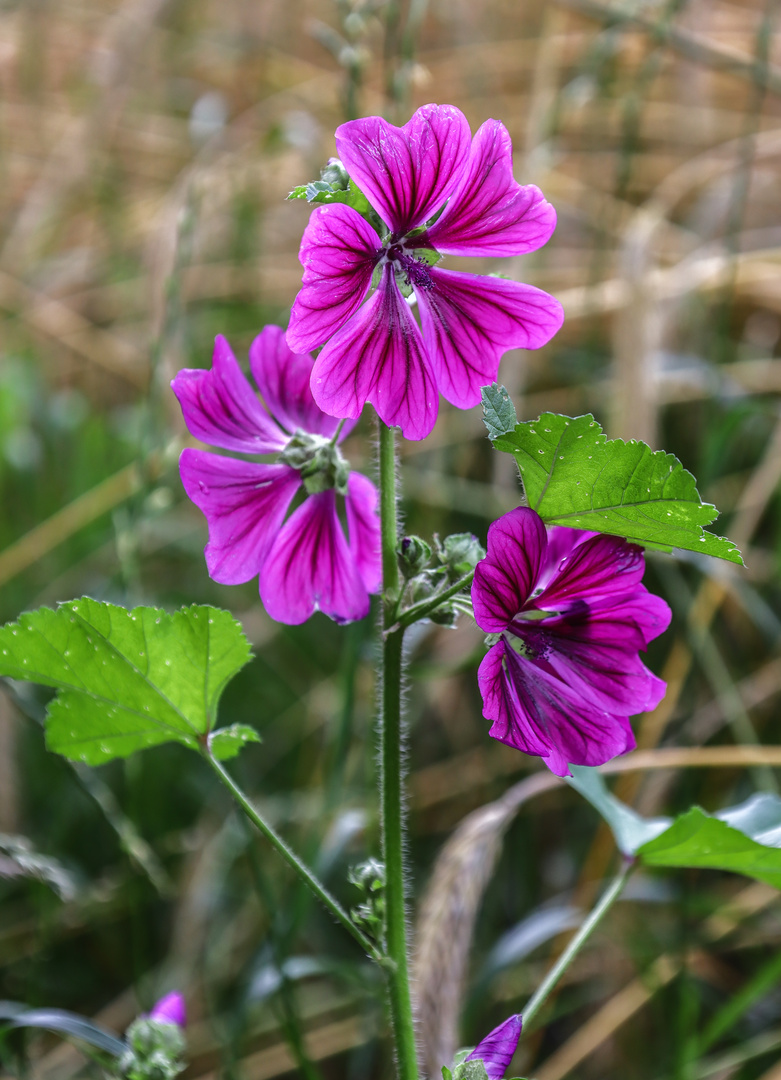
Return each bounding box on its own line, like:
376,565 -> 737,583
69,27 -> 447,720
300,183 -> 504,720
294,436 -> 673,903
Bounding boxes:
466,1014 -> 522,1080
148,992 -> 186,1028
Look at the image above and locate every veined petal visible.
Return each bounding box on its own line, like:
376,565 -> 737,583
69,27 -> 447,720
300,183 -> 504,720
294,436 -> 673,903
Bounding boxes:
416,267 -> 564,409
489,641 -> 636,777
522,613 -> 668,715
426,119 -> 556,257
249,325 -> 352,440
477,642 -> 550,759
335,104 -> 471,237
179,450 -> 299,585
472,508 -> 546,633
466,1015 -> 522,1080
172,335 -> 286,453
287,204 -> 379,353
259,490 -> 370,625
533,533 -> 646,612
346,472 -> 382,594
536,526 -> 596,591
311,265 -> 438,441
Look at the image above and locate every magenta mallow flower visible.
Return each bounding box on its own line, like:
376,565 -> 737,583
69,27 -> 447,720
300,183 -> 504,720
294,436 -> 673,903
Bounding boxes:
472,508 -> 671,777
172,328 -> 381,625
287,103 -> 564,441
148,992 -> 186,1028
466,1014 -> 522,1079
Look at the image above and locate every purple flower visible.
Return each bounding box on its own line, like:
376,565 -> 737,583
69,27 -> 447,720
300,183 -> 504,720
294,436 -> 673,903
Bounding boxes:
172,328 -> 381,625
466,1014 -> 522,1079
148,992 -> 186,1028
287,103 -> 564,441
471,508 -> 671,777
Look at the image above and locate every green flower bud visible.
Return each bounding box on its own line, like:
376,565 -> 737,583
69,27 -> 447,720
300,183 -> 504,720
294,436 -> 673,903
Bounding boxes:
398,535 -> 432,577
437,532 -> 486,580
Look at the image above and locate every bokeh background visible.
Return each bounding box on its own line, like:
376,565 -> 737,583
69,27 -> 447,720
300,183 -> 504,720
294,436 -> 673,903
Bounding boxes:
2,1 -> 781,1078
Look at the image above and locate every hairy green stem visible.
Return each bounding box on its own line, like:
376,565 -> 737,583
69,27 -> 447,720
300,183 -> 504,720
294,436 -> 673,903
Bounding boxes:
397,568 -> 476,629
522,861 -> 633,1031
378,418 -> 420,1080
203,749 -> 379,961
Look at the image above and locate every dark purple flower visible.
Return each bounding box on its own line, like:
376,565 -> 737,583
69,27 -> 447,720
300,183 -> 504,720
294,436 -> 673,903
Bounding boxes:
172,328 -> 381,625
466,1014 -> 522,1079
472,508 -> 671,777
287,103 -> 564,441
148,992 -> 186,1028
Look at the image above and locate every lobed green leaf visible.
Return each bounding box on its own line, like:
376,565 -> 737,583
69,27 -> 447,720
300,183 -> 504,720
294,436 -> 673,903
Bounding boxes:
481,390 -> 742,564
571,772 -> 781,888
637,794 -> 781,888
0,599 -> 254,764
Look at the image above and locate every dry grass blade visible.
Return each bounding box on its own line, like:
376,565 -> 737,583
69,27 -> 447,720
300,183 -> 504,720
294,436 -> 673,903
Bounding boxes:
415,747 -> 781,1073
0,0 -> 177,273
553,0 -> 781,96
414,773 -> 558,1076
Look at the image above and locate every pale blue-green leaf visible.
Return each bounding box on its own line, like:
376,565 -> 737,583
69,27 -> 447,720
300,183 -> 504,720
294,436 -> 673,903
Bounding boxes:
0,599 -> 252,764
0,1005 -> 126,1056
567,765 -> 671,855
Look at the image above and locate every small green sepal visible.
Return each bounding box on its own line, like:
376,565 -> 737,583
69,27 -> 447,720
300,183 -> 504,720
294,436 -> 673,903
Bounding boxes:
208,724 -> 261,760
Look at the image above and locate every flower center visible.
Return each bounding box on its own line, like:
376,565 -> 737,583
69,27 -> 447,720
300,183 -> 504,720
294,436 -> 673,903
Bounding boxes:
385,244 -> 436,293
278,429 -> 350,496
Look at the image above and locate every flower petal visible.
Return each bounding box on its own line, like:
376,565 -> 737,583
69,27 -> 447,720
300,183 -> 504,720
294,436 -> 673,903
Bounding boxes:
180,449 -> 299,585
483,640 -> 636,777
477,642 -> 550,759
249,324 -> 351,440
533,533 -> 646,612
472,508 -> 547,633
416,267 -> 564,409
521,607 -> 668,715
287,204 -> 379,353
148,993 -> 186,1029
426,119 -> 556,257
335,104 -> 471,236
466,1014 -> 522,1080
260,490 -> 371,625
311,264 -> 438,441
346,472 -> 382,594
171,335 -> 286,453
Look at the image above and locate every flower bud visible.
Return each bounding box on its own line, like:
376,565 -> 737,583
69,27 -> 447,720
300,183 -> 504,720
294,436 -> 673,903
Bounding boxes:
148,993 -> 186,1029
437,533 -> 486,580
398,535 -> 432,577
319,157 -> 350,190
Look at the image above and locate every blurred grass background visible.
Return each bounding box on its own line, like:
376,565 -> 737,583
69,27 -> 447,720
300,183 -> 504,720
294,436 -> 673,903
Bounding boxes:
1,0 -> 781,1078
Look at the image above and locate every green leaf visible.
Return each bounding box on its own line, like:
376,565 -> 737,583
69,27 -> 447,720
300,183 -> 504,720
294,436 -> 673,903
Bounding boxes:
0,599 -> 252,764
0,1004 -> 126,1056
637,794 -> 781,889
287,179 -> 376,225
481,383 -> 518,440
567,765 -> 671,855
485,404 -> 742,564
209,723 -> 261,760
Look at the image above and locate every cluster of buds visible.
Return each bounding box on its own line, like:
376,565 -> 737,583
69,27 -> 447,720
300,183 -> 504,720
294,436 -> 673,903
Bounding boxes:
119,994 -> 186,1080
398,532 -> 485,626
348,858 -> 386,944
